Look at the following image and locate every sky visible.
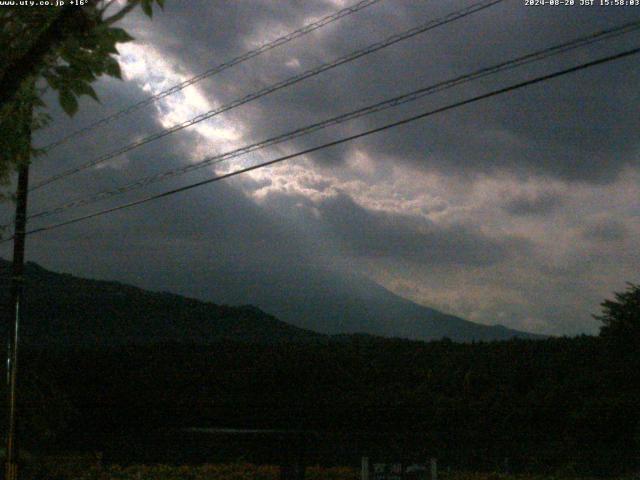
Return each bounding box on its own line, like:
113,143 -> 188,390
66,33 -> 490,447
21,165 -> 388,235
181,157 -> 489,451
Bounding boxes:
2,0 -> 640,336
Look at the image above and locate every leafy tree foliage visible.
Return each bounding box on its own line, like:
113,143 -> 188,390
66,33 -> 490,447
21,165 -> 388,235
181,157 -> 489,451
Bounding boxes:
594,282 -> 640,345
19,335 -> 638,476
0,0 -> 164,183
0,82 -> 35,200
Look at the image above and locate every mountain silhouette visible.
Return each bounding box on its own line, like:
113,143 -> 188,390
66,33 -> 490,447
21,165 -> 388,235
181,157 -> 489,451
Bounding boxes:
1,259 -> 540,345
0,259 -> 323,346
191,265 -> 543,342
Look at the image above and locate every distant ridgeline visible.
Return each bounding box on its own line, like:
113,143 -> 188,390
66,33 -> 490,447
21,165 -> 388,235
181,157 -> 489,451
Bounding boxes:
0,259 -> 541,345
0,259 -> 325,346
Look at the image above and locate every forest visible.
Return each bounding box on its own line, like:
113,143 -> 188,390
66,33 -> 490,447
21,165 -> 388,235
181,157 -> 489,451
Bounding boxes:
2,265 -> 638,477
10,328 -> 640,476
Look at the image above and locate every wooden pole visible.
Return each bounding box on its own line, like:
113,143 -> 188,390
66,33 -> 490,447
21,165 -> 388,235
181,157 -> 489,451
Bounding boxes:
4,88 -> 33,480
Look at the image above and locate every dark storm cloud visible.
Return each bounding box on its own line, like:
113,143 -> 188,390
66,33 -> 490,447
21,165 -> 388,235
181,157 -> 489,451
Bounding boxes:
121,0 -> 640,182
24,81 -> 202,223
22,86 -> 319,268
1,72 -> 341,301
317,193 -> 528,266
582,218 -> 628,242
503,191 -> 564,216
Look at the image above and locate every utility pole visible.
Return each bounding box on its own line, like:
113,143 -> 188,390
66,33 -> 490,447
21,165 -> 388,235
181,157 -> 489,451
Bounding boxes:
4,89 -> 33,480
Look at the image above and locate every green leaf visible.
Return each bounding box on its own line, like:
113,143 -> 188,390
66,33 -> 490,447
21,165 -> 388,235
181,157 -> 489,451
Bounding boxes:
97,35 -> 119,55
45,74 -> 63,90
103,55 -> 122,79
109,27 -> 134,43
59,89 -> 79,116
69,63 -> 96,83
53,65 -> 72,77
71,81 -> 99,102
141,0 -> 153,18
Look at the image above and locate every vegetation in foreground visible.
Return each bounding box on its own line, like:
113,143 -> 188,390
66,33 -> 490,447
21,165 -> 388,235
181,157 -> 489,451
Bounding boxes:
2,285 -> 639,477
27,462 -> 640,480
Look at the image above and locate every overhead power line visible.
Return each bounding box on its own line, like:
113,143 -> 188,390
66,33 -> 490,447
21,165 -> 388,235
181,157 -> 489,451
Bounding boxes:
6,45 -> 638,243
38,0 -> 385,153
28,20 -> 640,219
24,19 -> 640,222
30,0 -> 504,192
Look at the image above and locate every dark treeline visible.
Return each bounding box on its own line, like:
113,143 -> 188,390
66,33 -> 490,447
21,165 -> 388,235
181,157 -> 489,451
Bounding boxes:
8,333 -> 640,476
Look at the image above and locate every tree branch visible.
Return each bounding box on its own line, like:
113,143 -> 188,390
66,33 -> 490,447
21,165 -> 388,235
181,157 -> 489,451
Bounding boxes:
99,0 -> 119,15
104,0 -> 140,25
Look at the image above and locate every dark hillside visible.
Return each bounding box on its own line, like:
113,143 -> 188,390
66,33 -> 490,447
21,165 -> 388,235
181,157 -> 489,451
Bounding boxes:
0,259 -> 324,346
